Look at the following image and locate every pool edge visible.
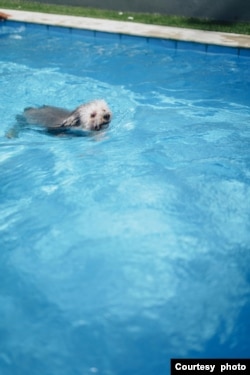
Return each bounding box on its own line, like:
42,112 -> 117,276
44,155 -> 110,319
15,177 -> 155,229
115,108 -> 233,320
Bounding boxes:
1,8 -> 250,50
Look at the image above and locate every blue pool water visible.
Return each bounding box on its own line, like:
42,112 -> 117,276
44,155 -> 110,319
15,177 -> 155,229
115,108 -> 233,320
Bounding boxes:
0,21 -> 250,375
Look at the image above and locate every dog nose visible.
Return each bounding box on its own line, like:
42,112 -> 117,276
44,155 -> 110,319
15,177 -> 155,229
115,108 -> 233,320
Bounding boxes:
103,113 -> 110,121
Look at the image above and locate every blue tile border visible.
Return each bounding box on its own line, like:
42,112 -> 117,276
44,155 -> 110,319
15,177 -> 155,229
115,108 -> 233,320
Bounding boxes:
148,37 -> 177,49
177,40 -> 207,52
25,22 -> 49,32
95,30 -> 120,41
239,47 -> 250,57
207,44 -> 239,55
1,20 -> 250,58
0,20 -> 21,29
70,27 -> 95,38
120,33 -> 146,43
47,24 -> 70,34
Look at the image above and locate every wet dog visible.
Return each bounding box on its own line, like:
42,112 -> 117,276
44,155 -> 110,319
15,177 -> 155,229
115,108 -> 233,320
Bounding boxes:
0,12 -> 10,21
7,99 -> 112,138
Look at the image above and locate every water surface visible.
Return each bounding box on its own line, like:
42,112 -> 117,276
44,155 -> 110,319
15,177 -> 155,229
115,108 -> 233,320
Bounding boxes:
0,22 -> 250,375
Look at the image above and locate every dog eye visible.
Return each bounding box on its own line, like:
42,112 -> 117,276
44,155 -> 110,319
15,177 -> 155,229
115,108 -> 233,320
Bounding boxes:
91,112 -> 96,118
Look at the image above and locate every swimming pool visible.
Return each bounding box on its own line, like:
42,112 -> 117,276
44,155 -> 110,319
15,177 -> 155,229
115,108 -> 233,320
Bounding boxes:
0,20 -> 250,375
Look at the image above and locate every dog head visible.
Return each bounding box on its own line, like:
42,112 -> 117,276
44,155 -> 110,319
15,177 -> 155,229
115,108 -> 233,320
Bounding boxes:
61,99 -> 112,131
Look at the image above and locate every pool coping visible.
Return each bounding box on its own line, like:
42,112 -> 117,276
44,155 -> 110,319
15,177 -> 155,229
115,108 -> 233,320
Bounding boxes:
1,8 -> 250,49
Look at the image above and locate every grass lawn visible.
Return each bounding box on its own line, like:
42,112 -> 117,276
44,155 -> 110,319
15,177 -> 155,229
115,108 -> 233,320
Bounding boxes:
0,0 -> 250,35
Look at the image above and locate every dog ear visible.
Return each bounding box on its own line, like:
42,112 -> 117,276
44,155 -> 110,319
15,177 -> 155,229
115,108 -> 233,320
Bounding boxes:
61,111 -> 80,128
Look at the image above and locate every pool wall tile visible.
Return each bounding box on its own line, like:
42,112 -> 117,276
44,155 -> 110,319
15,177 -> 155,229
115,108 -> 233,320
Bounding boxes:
2,20 -> 250,58
177,40 -> 206,52
25,22 -> 48,32
47,25 -> 71,34
95,30 -> 120,41
239,48 -> 250,57
148,37 -> 177,50
1,20 -> 23,29
120,34 -> 147,44
207,44 -> 239,55
71,28 -> 95,38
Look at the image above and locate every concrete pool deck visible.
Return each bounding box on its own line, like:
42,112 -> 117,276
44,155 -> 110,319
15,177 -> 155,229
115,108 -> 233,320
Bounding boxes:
1,8 -> 250,49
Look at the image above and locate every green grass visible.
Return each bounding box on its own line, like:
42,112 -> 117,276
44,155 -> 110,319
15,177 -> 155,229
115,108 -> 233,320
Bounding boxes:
1,0 -> 250,35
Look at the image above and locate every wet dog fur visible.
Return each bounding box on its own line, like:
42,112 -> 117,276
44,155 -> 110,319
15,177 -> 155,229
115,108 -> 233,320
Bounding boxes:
7,99 -> 112,138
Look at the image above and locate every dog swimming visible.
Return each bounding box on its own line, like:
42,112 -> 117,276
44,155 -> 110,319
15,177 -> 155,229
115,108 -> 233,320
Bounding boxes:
7,99 -> 112,138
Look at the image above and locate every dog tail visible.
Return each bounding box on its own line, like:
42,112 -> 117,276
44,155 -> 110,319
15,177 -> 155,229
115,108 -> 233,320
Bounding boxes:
6,113 -> 29,138
16,113 -> 28,125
